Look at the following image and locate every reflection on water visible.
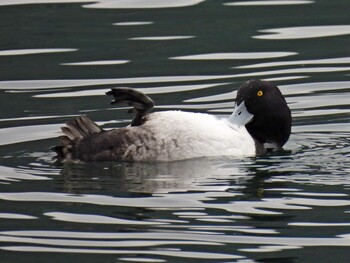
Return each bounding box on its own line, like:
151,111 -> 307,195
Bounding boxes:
62,60 -> 130,66
254,25 -> 350,39
0,0 -> 350,262
236,57 -> 350,69
129,36 -> 195,41
0,76 -> 239,89
57,158 -> 251,193
0,165 -> 52,182
33,83 -> 230,98
225,1 -> 314,6
0,0 -> 206,9
0,144 -> 349,260
113,21 -> 154,26
171,51 -> 297,60
84,0 -> 206,9
1,67 -> 348,91
0,124 -> 63,146
0,49 -> 77,56
0,0 -> 96,6
0,144 -> 350,262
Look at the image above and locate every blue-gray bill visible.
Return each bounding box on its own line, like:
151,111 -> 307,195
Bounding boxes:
228,101 -> 254,127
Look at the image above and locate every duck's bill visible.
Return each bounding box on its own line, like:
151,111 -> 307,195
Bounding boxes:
228,101 -> 254,127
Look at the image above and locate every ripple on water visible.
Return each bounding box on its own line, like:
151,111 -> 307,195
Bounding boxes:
0,165 -> 51,182
0,75 -> 236,90
0,213 -> 37,219
254,25 -> 350,39
0,48 -> 77,56
1,67 -> 348,91
0,0 -> 205,9
0,0 -> 96,7
129,36 -> 195,41
61,60 -> 130,66
1,228 -> 350,257
83,0 -> 206,9
224,1 -> 314,6
0,190 -> 349,215
0,124 -> 66,146
113,21 -> 154,26
236,57 -> 350,69
0,2 -> 349,262
33,83 -> 230,98
171,52 -> 297,60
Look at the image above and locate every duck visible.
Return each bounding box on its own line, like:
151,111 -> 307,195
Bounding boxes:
52,79 -> 292,162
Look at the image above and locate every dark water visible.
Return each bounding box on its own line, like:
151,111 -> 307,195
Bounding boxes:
1,0 -> 350,262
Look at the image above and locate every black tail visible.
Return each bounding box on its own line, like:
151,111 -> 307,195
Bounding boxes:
51,115 -> 102,162
106,87 -> 154,126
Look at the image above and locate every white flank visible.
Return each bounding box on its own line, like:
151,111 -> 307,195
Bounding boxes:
123,111 -> 255,161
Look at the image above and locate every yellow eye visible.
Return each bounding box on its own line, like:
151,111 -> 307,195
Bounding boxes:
257,90 -> 263,97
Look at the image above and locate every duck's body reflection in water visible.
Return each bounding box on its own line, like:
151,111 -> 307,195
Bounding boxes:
59,157 -> 255,194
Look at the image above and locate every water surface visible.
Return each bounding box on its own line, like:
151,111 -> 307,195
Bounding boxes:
0,0 -> 350,262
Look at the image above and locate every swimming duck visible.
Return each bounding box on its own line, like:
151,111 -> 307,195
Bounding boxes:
52,79 -> 291,162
